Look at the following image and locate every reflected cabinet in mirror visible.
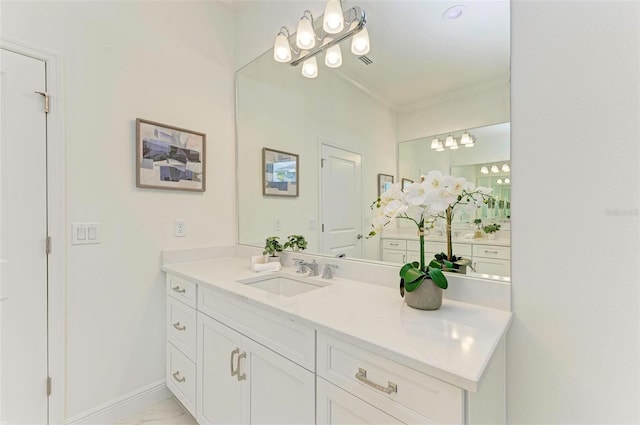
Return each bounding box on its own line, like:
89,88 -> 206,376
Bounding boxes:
236,1 -> 511,279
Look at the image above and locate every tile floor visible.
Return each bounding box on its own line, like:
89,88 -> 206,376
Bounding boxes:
117,397 -> 197,425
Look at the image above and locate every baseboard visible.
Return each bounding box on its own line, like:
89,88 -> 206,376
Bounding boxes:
65,379 -> 171,425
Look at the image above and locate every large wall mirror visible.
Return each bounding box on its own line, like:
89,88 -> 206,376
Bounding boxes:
237,0 -> 510,278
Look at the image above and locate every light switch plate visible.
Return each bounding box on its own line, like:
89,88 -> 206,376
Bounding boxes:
72,223 -> 100,245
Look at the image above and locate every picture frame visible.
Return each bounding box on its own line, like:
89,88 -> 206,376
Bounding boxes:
136,118 -> 206,192
263,147 -> 299,197
401,178 -> 414,190
378,173 -> 394,196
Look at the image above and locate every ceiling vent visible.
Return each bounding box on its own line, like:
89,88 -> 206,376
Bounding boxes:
357,55 -> 373,65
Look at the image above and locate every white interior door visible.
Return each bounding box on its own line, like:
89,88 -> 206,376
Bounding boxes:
0,48 -> 49,424
320,144 -> 362,258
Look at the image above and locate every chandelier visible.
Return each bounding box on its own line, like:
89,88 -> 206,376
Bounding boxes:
273,0 -> 370,79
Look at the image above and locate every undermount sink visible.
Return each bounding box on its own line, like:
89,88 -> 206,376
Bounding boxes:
236,274 -> 331,297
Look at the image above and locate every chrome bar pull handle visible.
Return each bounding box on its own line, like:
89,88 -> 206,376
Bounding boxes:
172,322 -> 186,331
355,368 -> 397,394
237,351 -> 247,381
172,285 -> 186,294
172,371 -> 186,383
230,348 -> 240,377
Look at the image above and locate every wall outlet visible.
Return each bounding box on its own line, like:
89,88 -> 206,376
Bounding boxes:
274,218 -> 280,231
174,219 -> 186,237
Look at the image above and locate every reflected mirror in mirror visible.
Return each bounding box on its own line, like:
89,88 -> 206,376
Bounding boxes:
236,0 -> 510,279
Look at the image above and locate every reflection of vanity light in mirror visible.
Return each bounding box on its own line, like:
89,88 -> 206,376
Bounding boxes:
272,2 -> 369,78
432,131 -> 477,151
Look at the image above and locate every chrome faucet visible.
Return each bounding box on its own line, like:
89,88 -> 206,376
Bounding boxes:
293,259 -> 319,276
322,264 -> 338,279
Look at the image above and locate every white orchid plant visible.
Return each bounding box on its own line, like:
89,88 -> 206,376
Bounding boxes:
369,170 -> 493,292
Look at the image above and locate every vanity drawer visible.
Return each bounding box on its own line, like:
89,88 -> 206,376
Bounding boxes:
167,342 -> 196,416
198,286 -> 315,371
473,244 -> 510,260
167,297 -> 196,360
166,274 -> 197,308
317,333 -> 463,424
382,239 -> 406,251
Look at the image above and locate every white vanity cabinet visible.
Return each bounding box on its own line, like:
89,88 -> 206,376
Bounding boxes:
166,275 -> 198,416
197,312 -> 314,425
472,244 -> 511,276
317,333 -> 464,424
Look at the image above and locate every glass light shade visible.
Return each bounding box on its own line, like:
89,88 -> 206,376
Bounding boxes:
491,165 -> 499,173
450,139 -> 459,150
444,135 -> 455,148
502,163 -> 510,172
323,0 -> 344,34
273,33 -> 292,63
351,27 -> 370,55
430,138 -> 440,150
497,179 -> 503,185
324,44 -> 342,68
480,166 -> 489,174
460,132 -> 471,145
505,178 -> 511,184
436,146 -> 445,152
301,56 -> 318,78
465,141 -> 475,148
296,16 -> 316,49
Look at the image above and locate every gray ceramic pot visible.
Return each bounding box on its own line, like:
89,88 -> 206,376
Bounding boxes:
404,278 -> 442,310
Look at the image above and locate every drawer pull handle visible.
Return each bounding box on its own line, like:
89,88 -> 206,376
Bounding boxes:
172,371 -> 186,383
484,250 -> 499,254
355,368 -> 397,394
237,351 -> 247,381
172,285 -> 186,294
230,348 -> 240,377
172,322 -> 186,331
390,243 -> 398,246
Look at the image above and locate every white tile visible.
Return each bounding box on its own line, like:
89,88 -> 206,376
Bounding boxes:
116,397 -> 197,425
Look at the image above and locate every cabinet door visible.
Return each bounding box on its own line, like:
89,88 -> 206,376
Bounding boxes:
382,249 -> 406,264
243,337 -> 315,425
474,258 -> 510,276
317,378 -> 404,425
197,313 -> 244,425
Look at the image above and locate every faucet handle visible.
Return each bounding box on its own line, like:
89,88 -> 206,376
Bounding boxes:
322,264 -> 338,279
293,258 -> 306,273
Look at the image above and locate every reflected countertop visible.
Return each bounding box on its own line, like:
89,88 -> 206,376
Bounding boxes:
382,231 -> 511,247
161,256 -> 512,392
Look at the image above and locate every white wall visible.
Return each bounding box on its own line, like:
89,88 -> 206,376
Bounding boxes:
510,1 -> 639,423
1,1 -> 236,419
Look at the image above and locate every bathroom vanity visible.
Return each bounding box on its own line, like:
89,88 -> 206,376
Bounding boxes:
162,250 -> 511,424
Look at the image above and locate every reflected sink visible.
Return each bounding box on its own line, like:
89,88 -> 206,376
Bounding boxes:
236,274 -> 331,297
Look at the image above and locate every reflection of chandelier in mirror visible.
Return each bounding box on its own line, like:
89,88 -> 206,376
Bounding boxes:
430,131 -> 476,151
273,1 -> 370,79
480,163 -> 511,175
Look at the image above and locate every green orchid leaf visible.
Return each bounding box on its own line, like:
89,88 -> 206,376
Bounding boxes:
404,277 -> 425,292
442,260 -> 454,269
428,268 -> 448,289
399,263 -> 425,284
429,260 -> 442,269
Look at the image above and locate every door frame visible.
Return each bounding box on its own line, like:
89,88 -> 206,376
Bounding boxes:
1,38 -> 66,424
318,140 -> 363,255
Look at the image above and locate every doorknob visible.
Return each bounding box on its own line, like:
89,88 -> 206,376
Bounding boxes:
357,234 -> 363,240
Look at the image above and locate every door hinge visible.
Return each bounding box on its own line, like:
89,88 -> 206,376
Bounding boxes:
34,91 -> 50,113
46,377 -> 52,396
322,224 -> 324,232
46,236 -> 52,255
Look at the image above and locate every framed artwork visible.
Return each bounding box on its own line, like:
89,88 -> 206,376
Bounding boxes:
378,173 -> 394,196
401,178 -> 414,190
136,118 -> 206,192
263,147 -> 299,197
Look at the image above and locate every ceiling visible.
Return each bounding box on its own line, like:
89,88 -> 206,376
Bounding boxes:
336,0 -> 511,108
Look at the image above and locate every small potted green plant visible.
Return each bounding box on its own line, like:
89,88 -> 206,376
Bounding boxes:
283,234 -> 308,252
263,236 -> 283,258
473,219 -> 483,239
482,223 -> 501,239
433,252 -> 472,274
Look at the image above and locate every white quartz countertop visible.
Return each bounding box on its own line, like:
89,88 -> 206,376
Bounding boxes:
161,257 -> 512,392
382,231 -> 511,247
